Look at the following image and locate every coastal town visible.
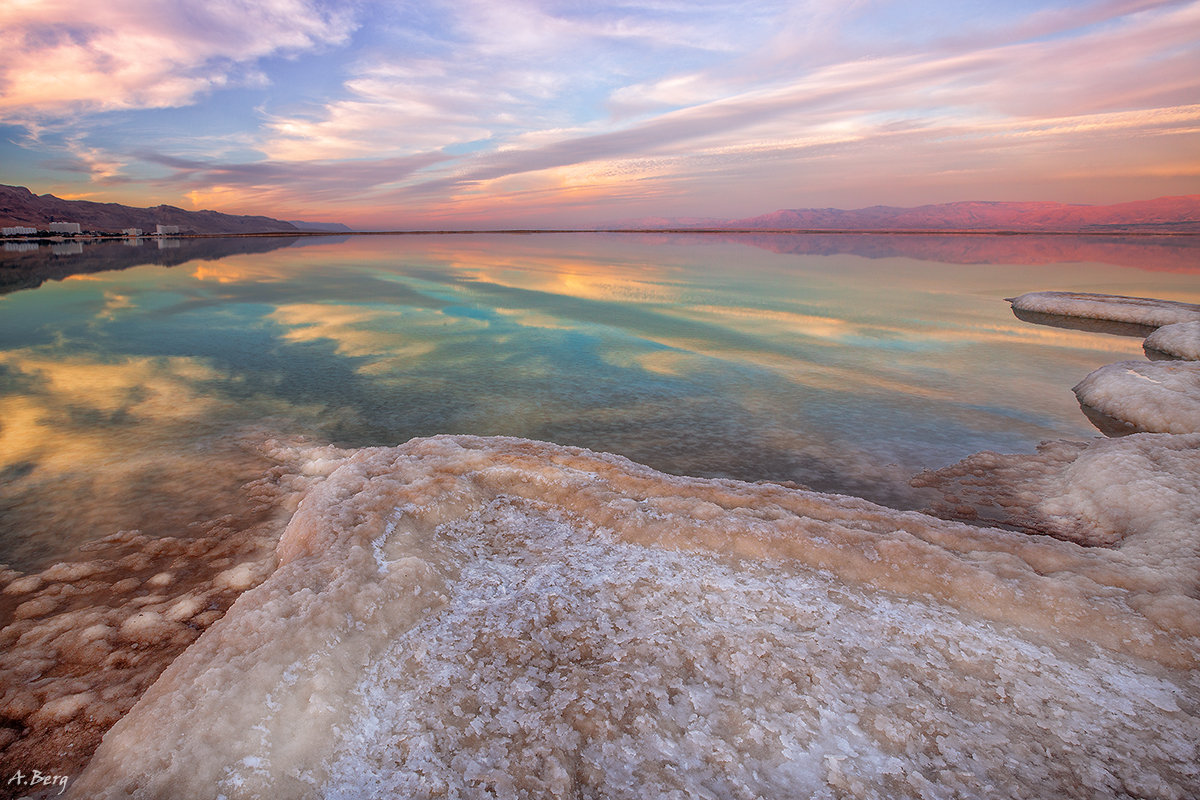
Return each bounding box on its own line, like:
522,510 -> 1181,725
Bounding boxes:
2,224 -> 179,237
1,223 -> 184,256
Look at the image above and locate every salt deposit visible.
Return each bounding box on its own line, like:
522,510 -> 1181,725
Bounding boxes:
913,433 -> 1200,597
1145,321 -> 1200,361
1008,291 -> 1200,327
1073,360 -> 1200,434
70,435 -> 1200,800
0,528 -> 279,789
1011,292 -> 1200,434
0,438 -> 345,786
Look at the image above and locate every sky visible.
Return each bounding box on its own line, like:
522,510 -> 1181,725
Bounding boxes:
0,0 -> 1198,229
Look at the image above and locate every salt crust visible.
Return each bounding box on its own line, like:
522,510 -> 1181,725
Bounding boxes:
1145,321 -> 1200,361
913,433 -> 1200,600
72,435 -> 1200,800
1009,292 -> 1200,433
0,439 -> 346,786
1073,361 -> 1200,435
1008,292 -> 1200,328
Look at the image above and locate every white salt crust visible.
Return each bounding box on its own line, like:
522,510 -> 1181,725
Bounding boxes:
0,437 -> 349,785
1073,361 -> 1200,434
1008,292 -> 1200,433
1008,292 -> 1200,328
70,435 -> 1200,800
1145,321 -> 1200,361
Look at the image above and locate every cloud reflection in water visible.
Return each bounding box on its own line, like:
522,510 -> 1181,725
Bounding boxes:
1,233 -> 1196,570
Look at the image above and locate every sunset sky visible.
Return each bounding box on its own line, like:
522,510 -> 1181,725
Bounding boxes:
1,0 -> 1198,228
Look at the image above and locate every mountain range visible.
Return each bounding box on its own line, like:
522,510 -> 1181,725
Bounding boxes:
3,183 -> 1199,234
612,196 -> 1200,233
0,184 -> 302,234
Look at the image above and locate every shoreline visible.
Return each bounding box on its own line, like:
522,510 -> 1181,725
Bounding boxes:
3,228 -> 1200,242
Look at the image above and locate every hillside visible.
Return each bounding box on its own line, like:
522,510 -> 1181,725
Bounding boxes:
0,184 -> 299,234
614,196 -> 1200,233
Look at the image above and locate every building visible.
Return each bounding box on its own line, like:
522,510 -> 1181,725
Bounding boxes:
48,222 -> 82,234
155,224 -> 180,235
122,228 -> 142,236
2,226 -> 37,236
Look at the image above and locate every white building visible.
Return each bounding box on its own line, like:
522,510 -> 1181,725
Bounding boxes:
155,224 -> 180,235
2,226 -> 36,236
122,228 -> 143,236
48,222 -> 82,234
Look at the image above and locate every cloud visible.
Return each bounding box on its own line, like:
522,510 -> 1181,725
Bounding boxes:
346,0 -> 1200,221
0,0 -> 356,119
127,149 -> 453,216
256,0 -> 797,162
259,61 -> 510,162
6,0 -> 1196,224
38,135 -> 129,181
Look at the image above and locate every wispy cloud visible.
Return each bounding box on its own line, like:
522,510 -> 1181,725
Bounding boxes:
2,0 -> 1196,225
0,0 -> 356,118
353,0 -> 1200,222
130,149 -> 454,216
256,0 -> 775,162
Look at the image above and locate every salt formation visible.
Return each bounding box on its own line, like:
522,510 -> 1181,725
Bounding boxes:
1008,291 -> 1200,327
1073,361 -> 1200,434
913,433 -> 1199,563
1008,291 -> 1200,434
0,437 -> 346,784
1145,321 -> 1200,361
71,435 -> 1199,800
0,530 -> 277,782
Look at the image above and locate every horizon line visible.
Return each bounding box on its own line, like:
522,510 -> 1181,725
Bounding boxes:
25,228 -> 1197,240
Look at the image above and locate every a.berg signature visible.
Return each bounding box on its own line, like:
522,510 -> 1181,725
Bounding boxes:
7,769 -> 69,796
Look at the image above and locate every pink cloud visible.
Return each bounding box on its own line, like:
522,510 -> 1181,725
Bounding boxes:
0,0 -> 354,118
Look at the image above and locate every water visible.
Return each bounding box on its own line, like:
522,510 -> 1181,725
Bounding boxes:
5,233 -> 1200,797
2,232 -> 1197,571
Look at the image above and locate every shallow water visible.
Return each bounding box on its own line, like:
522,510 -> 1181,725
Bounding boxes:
3,233 -> 1200,798
2,232 -> 1198,571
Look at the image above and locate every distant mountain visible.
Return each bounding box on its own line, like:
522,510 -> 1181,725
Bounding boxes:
287,220 -> 355,232
0,184 -> 299,234
613,196 -> 1200,233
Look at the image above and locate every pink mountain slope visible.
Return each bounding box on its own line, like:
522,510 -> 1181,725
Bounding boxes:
614,196 -> 1200,232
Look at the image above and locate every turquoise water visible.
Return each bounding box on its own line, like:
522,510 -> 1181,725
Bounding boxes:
2,232 -> 1197,569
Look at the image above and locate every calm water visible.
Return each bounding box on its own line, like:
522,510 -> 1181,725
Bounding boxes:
2,232 -> 1198,570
